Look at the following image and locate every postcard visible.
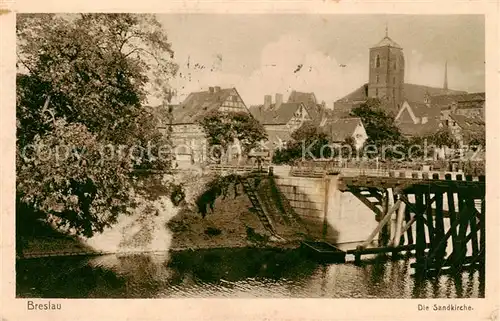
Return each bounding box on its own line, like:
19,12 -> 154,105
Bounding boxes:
1,1 -> 499,320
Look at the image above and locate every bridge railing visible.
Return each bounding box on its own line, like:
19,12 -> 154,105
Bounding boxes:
289,164 -> 483,181
206,164 -> 269,174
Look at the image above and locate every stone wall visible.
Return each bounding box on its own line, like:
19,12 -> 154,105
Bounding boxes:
273,174 -> 378,244
272,176 -> 330,240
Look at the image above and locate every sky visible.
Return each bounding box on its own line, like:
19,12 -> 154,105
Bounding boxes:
153,14 -> 485,107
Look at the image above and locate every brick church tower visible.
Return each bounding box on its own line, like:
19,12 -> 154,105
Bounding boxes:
367,27 -> 405,114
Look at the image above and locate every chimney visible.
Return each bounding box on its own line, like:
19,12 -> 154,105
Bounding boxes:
264,95 -> 272,109
275,93 -> 283,108
214,86 -> 221,93
209,87 -> 214,94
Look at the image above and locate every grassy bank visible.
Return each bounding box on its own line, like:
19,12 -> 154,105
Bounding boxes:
17,172 -> 313,258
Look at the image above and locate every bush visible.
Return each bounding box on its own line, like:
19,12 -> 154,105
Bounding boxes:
204,227 -> 222,236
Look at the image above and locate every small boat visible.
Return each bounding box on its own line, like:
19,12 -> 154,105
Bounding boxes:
300,241 -> 346,263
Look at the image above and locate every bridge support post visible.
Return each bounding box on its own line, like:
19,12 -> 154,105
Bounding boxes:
414,186 -> 427,272
379,189 -> 392,246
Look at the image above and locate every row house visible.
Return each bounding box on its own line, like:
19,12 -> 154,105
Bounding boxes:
249,92 -> 368,156
442,113 -> 485,145
394,92 -> 485,145
431,92 -> 485,120
249,93 -> 312,155
156,86 -> 249,165
319,117 -> 368,150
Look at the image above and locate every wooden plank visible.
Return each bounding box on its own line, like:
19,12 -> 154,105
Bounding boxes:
403,208 -> 415,245
379,189 -> 392,246
466,177 -> 480,257
424,191 -> 434,251
445,173 -> 458,261
360,200 -> 402,248
392,199 -> 406,247
351,189 -> 383,218
480,197 -> 485,262
454,175 -> 470,270
433,189 -> 446,263
427,201 -> 473,267
347,242 -> 431,255
415,187 -> 426,264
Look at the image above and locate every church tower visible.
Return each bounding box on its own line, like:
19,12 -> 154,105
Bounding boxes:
368,26 -> 405,114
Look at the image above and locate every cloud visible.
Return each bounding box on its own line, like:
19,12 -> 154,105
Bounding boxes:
238,35 -> 366,106
151,34 -> 366,107
148,35 -> 484,107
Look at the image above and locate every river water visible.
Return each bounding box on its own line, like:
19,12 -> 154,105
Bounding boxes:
16,248 -> 484,298
15,173 -> 485,299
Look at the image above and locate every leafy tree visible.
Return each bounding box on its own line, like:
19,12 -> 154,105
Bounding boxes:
16,14 -> 178,238
425,127 -> 459,148
197,111 -> 267,162
350,98 -> 404,145
466,128 -> 486,149
272,121 -> 331,164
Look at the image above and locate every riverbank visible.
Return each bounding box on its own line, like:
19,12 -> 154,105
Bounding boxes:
17,171 -> 321,259
18,190 -> 306,259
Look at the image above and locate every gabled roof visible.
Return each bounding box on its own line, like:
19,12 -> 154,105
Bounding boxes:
430,92 -> 484,110
372,36 -> 402,49
287,90 -> 323,123
169,87 -> 242,124
403,84 -> 466,103
320,117 -> 363,142
398,119 -> 441,137
335,84 -> 369,103
249,102 -> 305,125
335,83 -> 467,105
449,114 -> 485,131
456,92 -> 485,102
288,91 -> 317,105
456,92 -> 485,110
430,94 -> 460,108
407,101 -> 441,119
395,101 -> 441,137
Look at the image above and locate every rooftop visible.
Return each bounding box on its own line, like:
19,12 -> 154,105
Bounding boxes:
371,36 -> 402,49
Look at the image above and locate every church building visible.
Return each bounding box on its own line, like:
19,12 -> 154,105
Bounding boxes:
334,28 -> 466,117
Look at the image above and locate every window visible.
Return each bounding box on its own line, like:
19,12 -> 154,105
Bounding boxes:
392,88 -> 395,97
394,62 -> 397,70
393,77 -> 396,84
376,55 -> 380,68
376,75 -> 379,83
375,88 -> 379,97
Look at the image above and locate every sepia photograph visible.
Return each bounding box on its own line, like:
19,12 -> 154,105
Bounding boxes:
12,13 -> 489,301
0,2 -> 497,319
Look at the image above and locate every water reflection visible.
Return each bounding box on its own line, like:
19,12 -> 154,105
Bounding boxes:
16,248 -> 484,299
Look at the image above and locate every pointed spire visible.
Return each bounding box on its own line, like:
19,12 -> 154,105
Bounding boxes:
385,23 -> 389,38
444,60 -> 448,90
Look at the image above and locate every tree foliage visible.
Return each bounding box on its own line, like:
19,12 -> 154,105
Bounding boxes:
16,14 -> 178,237
350,98 -> 404,145
272,121 -> 331,164
197,111 -> 267,161
424,127 -> 459,148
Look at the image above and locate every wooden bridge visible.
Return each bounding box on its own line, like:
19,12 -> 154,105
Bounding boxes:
338,172 -> 485,276
130,164 -> 486,276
